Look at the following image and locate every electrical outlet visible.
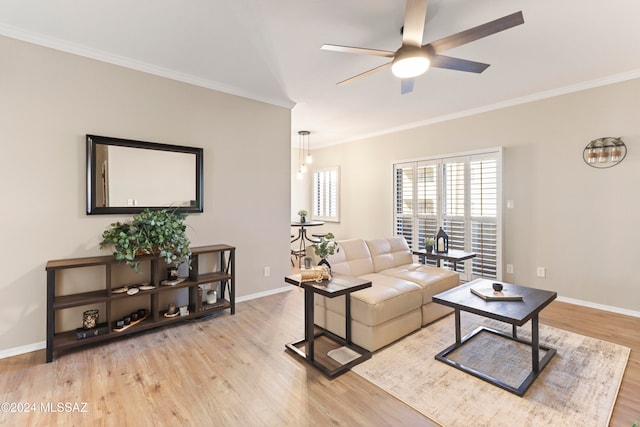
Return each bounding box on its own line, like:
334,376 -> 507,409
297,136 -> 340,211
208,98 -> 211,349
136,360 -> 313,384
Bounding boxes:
263,266 -> 271,277
536,267 -> 546,278
506,264 -> 514,274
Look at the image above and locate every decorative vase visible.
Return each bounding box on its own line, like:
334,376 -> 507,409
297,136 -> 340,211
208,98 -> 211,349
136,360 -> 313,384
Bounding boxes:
300,216 -> 306,223
611,148 -> 622,162
207,290 -> 217,304
82,309 -> 99,329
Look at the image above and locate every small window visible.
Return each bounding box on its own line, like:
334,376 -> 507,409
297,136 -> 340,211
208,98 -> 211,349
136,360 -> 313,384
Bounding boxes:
312,166 -> 340,222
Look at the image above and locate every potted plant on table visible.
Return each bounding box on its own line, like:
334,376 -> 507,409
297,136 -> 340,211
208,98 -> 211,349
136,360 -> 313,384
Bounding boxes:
312,232 -> 339,269
297,209 -> 308,223
100,208 -> 191,272
425,237 -> 435,253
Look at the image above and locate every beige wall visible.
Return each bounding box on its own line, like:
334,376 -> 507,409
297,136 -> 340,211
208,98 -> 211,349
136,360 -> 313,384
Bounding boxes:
0,35 -> 292,355
298,78 -> 640,314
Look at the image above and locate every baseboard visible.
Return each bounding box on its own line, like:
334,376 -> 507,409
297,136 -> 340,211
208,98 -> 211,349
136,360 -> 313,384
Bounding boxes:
0,341 -> 45,360
0,287 -> 293,360
557,295 -> 640,318
236,286 -> 291,303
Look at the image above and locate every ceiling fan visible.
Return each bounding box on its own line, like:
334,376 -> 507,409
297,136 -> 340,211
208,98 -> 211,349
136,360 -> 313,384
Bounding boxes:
321,0 -> 524,94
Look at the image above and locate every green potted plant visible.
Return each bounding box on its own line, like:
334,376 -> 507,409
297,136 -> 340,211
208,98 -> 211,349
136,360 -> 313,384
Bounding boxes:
100,208 -> 191,272
312,232 -> 339,268
297,209 -> 308,223
425,237 -> 435,253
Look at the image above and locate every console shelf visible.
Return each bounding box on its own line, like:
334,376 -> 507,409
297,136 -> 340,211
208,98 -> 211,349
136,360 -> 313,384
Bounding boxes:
45,244 -> 235,362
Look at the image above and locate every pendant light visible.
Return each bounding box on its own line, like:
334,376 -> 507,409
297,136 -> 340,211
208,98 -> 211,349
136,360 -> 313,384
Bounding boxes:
303,131 -> 313,165
297,131 -> 311,177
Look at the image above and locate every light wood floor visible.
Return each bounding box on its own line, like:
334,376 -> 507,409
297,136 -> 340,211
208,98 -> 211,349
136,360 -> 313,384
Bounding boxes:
0,290 -> 638,426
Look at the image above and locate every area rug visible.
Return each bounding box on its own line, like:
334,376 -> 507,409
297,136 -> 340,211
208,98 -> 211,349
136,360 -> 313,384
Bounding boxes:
352,312 -> 630,427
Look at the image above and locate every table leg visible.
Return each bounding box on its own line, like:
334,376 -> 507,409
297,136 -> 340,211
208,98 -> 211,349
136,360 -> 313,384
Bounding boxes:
345,294 -> 351,343
305,288 -> 315,362
531,314 -> 540,373
452,261 -> 458,271
454,309 -> 461,344
290,228 -> 305,267
291,227 -> 303,244
298,234 -> 305,267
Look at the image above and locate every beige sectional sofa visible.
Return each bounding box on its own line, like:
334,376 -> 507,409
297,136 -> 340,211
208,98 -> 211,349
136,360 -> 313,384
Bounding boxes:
313,237 -> 460,352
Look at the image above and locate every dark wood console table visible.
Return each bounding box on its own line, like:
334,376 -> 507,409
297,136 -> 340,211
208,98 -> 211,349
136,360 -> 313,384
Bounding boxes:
284,273 -> 371,378
45,244 -> 235,362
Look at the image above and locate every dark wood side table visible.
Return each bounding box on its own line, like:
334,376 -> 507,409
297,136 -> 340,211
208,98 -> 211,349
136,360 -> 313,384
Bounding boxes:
284,273 -> 372,378
413,248 -> 477,271
432,278 -> 557,396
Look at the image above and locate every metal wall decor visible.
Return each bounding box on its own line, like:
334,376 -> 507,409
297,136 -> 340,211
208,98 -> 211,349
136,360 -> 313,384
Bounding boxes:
583,137 -> 627,168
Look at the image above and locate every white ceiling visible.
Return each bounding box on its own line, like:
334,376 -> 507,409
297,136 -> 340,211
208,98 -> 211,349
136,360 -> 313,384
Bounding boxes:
2,0 -> 640,148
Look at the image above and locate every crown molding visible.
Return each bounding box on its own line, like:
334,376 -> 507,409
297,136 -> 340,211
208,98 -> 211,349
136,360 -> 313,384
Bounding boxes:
0,25 -> 296,109
322,68 -> 640,148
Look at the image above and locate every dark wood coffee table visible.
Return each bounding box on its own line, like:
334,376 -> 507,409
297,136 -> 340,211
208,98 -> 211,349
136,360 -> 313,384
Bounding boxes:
284,273 -> 372,378
432,278 -> 557,396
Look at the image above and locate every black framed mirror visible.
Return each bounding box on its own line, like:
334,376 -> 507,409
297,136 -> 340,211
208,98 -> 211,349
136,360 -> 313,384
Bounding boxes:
86,134 -> 203,215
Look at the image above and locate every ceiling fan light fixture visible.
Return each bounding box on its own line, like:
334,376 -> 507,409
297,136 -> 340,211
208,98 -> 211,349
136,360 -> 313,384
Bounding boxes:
391,47 -> 430,79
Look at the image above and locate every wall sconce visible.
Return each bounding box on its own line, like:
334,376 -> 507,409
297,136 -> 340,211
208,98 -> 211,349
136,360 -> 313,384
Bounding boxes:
583,137 -> 626,168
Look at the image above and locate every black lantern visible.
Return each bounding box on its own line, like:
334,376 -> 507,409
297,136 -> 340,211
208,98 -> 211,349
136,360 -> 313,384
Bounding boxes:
435,227 -> 449,253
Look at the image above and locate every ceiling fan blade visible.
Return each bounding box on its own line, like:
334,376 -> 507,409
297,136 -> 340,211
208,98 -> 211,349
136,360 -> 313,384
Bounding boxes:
402,0 -> 429,47
429,54 -> 490,73
429,11 -> 524,53
337,62 -> 392,86
321,44 -> 395,58
401,78 -> 415,94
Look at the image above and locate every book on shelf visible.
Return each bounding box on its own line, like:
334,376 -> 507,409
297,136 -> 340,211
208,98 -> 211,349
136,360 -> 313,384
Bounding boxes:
470,286 -> 523,301
76,322 -> 109,340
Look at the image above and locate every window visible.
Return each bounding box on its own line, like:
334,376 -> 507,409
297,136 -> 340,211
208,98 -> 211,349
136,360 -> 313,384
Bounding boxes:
312,166 -> 340,222
394,149 -> 501,280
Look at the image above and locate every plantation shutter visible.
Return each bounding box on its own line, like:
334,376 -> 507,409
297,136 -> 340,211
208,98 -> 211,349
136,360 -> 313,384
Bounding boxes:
394,163 -> 415,248
470,156 -> 498,278
393,149 -> 501,280
417,161 -> 439,259
312,166 -> 340,222
442,159 -> 466,272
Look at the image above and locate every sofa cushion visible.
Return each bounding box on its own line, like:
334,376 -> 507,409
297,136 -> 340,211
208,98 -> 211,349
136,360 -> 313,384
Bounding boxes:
325,239 -> 375,277
316,273 -> 422,327
365,237 -> 414,272
381,264 -> 460,305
